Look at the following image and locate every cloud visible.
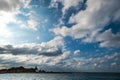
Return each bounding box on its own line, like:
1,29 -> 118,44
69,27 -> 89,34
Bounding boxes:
0,0 -> 31,12
0,44 -> 62,56
51,26 -> 88,39
0,0 -> 33,40
96,29 -> 120,48
0,54 -> 32,69
74,50 -> 80,56
0,48 -> 120,72
49,0 -> 61,8
61,0 -> 84,14
39,48 -> 62,56
0,0 -> 38,31
49,0 -> 84,14
18,11 -> 40,30
0,36 -> 64,56
51,0 -> 120,48
0,11 -> 16,38
0,0 -> 21,12
48,52 -> 120,72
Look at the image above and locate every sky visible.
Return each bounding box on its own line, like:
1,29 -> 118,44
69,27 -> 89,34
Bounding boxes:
0,0 -> 120,72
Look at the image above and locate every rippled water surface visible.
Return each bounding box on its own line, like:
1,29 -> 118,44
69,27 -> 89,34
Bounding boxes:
0,73 -> 120,80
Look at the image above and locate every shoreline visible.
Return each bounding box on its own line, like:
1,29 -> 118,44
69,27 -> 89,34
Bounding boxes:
0,72 -> 120,74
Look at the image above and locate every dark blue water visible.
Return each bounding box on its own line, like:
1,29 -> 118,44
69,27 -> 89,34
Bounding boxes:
0,73 -> 120,80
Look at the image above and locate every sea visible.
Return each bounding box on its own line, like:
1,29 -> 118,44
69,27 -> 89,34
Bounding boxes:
0,73 -> 120,80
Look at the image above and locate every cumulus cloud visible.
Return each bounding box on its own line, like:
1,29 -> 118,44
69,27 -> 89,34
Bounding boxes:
0,44 -> 62,56
51,26 -> 88,38
0,0 -> 35,41
96,29 -> 120,48
0,0 -> 31,12
49,0 -> 84,14
18,11 -> 40,30
0,0 -> 38,31
48,52 -> 120,72
51,0 -> 120,48
62,52 -> 120,72
0,36 -> 64,56
61,0 -> 84,14
74,50 -> 80,56
39,48 -> 62,56
0,11 -> 16,38
0,0 -> 21,12
0,54 -> 33,69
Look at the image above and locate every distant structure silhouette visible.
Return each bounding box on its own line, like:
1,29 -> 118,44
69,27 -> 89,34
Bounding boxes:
0,66 -> 46,73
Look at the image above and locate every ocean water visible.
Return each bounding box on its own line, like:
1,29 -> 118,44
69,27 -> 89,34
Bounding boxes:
0,73 -> 120,80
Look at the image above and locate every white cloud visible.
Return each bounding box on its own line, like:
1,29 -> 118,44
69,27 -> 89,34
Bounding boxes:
17,10 -> 42,31
0,0 -> 33,39
49,0 -> 61,8
51,0 -> 120,48
0,12 -> 16,38
0,0 -> 31,12
55,52 -> 120,72
51,25 -> 89,39
45,36 -> 64,47
25,11 -> 40,30
0,0 -> 21,12
38,36 -> 64,56
27,18 -> 38,30
74,50 -> 80,56
61,0 -> 84,14
96,29 -> 120,48
111,62 -> 117,66
0,0 -> 37,32
50,0 -> 84,15
36,36 -> 40,40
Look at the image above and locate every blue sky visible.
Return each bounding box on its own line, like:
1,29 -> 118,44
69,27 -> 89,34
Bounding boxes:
0,0 -> 120,72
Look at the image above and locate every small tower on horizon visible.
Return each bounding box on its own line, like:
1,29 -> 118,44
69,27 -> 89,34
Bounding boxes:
35,66 -> 39,72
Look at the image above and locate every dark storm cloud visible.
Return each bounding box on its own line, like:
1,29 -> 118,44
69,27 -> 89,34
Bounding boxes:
0,47 -> 5,51
39,48 -> 62,56
0,45 -> 37,55
0,44 -> 62,57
